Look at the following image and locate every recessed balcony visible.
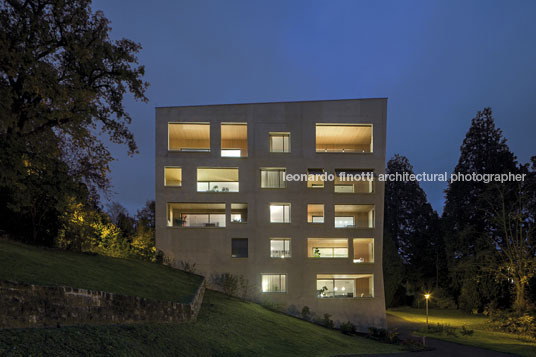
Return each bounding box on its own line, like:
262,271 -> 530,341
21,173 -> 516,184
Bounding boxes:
334,169 -> 374,193
167,203 -> 226,228
221,123 -> 247,157
317,274 -> 374,298
334,204 -> 375,228
168,123 -> 210,152
307,238 -> 348,258
353,238 -> 374,263
197,168 -> 239,192
316,124 -> 372,153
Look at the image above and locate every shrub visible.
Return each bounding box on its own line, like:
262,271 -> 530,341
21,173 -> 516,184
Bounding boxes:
430,288 -> 457,309
301,306 -> 311,321
490,313 -> 536,338
320,313 -> 334,329
174,260 -> 197,273
367,327 -> 400,344
461,325 -> 474,336
428,323 -> 457,336
340,321 -> 356,335
214,273 -> 239,296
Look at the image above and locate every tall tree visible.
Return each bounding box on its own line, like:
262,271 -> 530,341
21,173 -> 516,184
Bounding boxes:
443,108 -> 518,310
0,0 -> 148,244
384,155 -> 445,301
482,157 -> 536,312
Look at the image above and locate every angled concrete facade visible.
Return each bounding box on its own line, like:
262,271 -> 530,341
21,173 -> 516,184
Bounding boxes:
155,98 -> 387,329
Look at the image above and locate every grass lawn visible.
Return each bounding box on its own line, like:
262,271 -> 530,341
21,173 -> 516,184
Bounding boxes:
0,239 -> 203,303
0,290 -> 403,356
0,239 -> 402,356
388,307 -> 536,357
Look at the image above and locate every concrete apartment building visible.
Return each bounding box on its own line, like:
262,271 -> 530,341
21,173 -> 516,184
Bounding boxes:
155,98 -> 387,328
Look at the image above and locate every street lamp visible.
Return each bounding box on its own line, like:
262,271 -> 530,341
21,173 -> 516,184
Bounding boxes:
424,294 -> 431,330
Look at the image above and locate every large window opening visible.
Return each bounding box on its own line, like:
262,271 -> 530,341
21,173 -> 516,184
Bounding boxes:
317,274 -> 374,298
168,123 -> 210,152
316,124 -> 372,153
197,168 -> 239,192
334,204 -> 375,228
167,203 -> 226,228
221,123 -> 247,157
308,238 -> 348,258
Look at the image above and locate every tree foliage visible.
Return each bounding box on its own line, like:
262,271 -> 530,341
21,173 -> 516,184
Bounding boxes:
443,108 -> 519,311
0,0 -> 148,244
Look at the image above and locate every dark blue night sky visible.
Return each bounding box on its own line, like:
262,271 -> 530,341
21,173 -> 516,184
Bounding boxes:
93,0 -> 536,214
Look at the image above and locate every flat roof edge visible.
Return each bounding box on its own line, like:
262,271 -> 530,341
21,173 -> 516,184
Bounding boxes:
155,97 -> 388,109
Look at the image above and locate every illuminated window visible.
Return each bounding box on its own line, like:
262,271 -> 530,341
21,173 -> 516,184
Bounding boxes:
167,203 -> 225,228
197,168 -> 239,192
270,238 -> 291,258
334,169 -> 374,193
307,204 -> 324,223
168,123 -> 210,151
164,167 -> 182,186
269,132 -> 290,153
270,203 -> 291,223
317,274 -> 374,298
353,238 -> 374,263
308,238 -> 348,258
316,124 -> 372,153
261,168 -> 286,188
262,274 -> 287,292
231,203 -> 248,223
334,204 -> 375,228
221,123 -> 247,157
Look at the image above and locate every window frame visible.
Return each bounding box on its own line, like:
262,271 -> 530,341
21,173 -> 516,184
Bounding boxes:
231,238 -> 248,258
260,168 -> 287,189
261,274 -> 287,293
269,132 -> 291,153
270,238 -> 291,258
269,203 -> 291,223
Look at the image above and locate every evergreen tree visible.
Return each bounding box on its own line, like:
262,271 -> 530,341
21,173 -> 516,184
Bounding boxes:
442,108 -> 518,310
384,154 -> 445,303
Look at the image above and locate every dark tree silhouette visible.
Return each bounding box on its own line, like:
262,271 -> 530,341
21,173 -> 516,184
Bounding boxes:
384,154 -> 444,304
443,108 -> 518,311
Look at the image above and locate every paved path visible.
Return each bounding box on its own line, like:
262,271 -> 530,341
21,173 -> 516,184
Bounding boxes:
340,313 -> 513,357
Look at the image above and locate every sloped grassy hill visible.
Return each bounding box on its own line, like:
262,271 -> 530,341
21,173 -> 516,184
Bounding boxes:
0,239 -> 401,356
0,239 -> 203,303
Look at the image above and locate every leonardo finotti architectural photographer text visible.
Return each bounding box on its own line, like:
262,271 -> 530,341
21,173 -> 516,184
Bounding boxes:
283,172 -> 527,184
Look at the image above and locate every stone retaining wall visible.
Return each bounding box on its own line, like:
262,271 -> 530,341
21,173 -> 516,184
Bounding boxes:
0,279 -> 205,328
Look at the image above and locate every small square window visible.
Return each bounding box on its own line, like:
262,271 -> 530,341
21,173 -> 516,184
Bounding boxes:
270,203 -> 291,223
269,132 -> 290,153
232,238 -> 248,258
164,167 -> 182,186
